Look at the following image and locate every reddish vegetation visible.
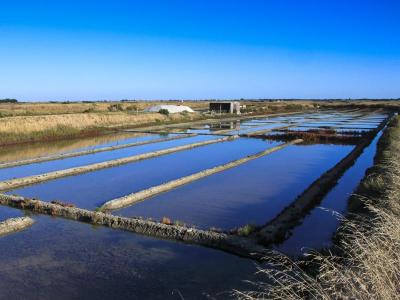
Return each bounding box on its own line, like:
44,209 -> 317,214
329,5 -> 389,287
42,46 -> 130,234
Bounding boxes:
268,129 -> 364,144
307,128 -> 336,134
161,217 -> 172,225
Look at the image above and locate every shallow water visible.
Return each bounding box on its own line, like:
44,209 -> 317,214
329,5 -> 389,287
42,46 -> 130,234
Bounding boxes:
283,126 -> 371,132
115,144 -> 354,230
9,138 -> 278,209
0,132 -> 157,163
0,208 -> 257,300
299,122 -> 378,129
0,110 -> 388,299
236,122 -> 289,134
276,131 -> 383,256
0,135 -> 219,181
0,205 -> 24,220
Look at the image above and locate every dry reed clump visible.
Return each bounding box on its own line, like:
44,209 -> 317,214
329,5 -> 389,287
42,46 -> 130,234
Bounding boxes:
161,217 -> 173,225
234,117 -> 400,300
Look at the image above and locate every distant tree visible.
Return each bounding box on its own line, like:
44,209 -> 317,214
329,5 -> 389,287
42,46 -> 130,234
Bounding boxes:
0,98 -> 18,103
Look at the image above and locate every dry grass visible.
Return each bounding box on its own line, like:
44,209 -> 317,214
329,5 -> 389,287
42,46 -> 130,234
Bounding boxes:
0,111 -> 200,145
1,100 -> 398,118
234,117 -> 400,300
0,101 -> 209,117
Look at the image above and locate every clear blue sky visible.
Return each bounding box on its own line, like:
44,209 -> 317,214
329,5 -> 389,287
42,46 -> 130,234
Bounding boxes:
1,0 -> 399,101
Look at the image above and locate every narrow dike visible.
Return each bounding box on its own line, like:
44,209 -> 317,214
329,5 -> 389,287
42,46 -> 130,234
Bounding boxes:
0,134 -> 196,169
100,139 -> 303,211
0,135 -> 238,191
0,194 -> 265,259
0,216 -> 35,236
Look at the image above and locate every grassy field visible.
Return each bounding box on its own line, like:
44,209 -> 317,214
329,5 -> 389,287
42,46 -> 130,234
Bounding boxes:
0,100 -> 209,117
235,116 -> 400,300
0,111 -> 203,146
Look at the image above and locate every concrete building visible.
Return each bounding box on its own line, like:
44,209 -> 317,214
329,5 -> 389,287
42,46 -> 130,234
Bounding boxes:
209,101 -> 241,115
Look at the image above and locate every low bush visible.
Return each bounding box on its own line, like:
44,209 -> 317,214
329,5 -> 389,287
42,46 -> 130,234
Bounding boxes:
107,104 -> 124,111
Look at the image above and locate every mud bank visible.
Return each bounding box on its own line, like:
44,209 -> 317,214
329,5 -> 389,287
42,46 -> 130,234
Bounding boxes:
256,114 -> 392,244
0,134 -> 196,169
100,139 -> 303,211
0,194 -> 265,259
0,135 -> 238,191
0,216 -> 35,236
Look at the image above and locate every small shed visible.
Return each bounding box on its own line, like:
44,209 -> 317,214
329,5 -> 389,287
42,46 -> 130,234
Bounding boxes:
209,101 -> 241,115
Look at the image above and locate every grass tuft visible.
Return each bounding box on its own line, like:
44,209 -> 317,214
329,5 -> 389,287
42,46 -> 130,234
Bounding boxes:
237,224 -> 256,236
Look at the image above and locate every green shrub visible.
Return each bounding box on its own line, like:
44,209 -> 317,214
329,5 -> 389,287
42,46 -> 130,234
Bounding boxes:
237,224 -> 256,236
0,98 -> 18,103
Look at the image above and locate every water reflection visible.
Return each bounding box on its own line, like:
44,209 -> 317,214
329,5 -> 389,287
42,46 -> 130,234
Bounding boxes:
9,138 -> 277,209
116,144 -> 353,230
0,212 -> 257,299
0,135 -> 217,181
0,132 -> 157,163
276,131 -> 382,256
